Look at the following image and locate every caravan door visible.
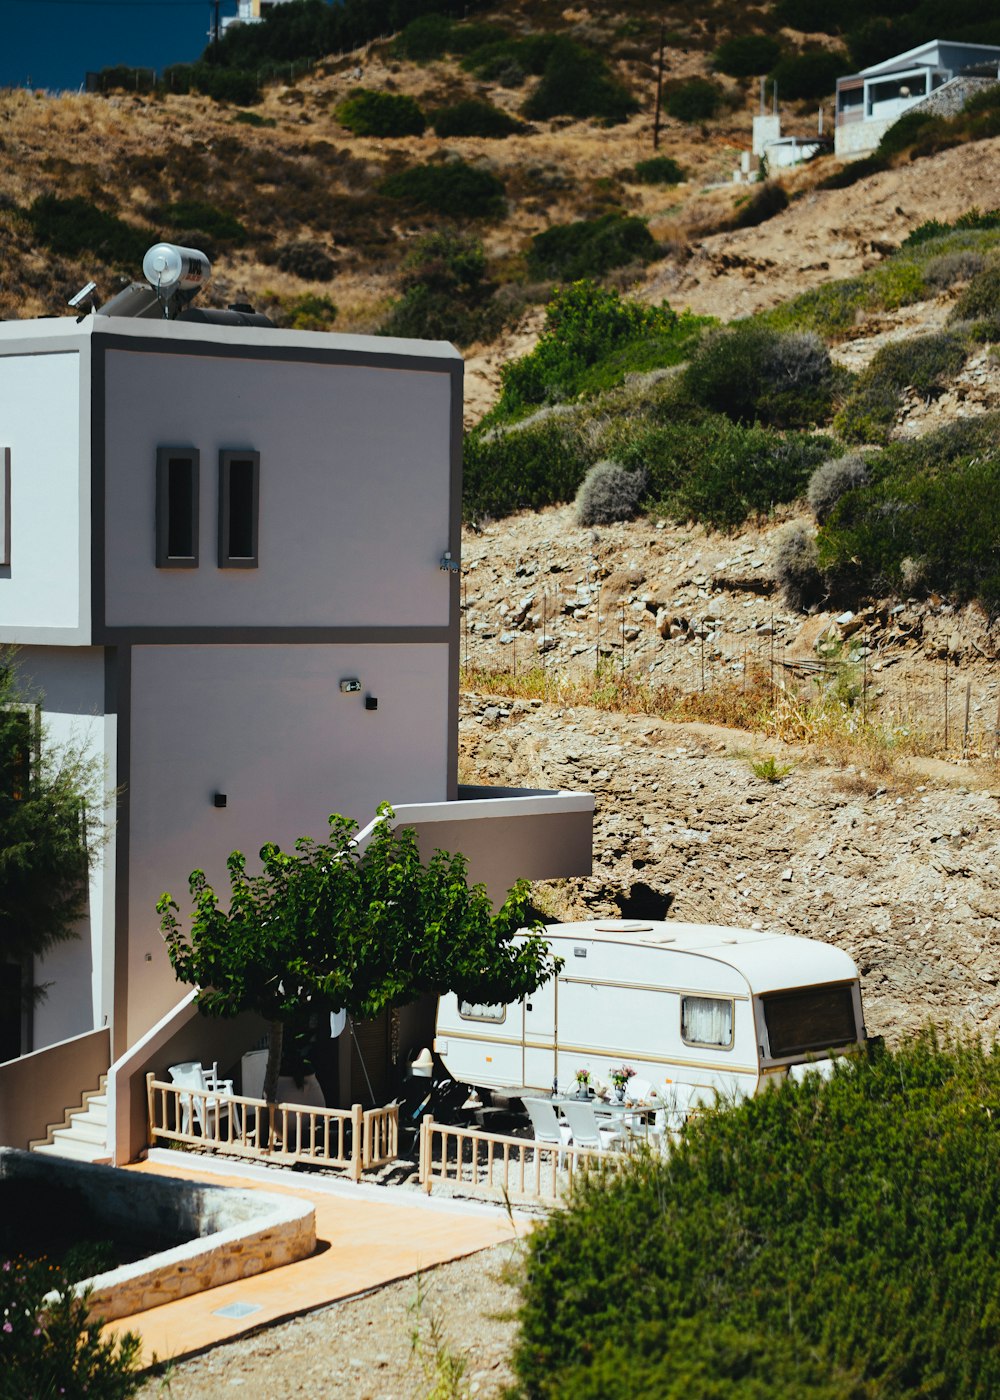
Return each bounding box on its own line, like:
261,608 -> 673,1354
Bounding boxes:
522,977 -> 558,1090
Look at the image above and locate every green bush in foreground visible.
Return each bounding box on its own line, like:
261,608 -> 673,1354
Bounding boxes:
379,161 -> 505,218
464,416 -> 590,520
381,231 -> 504,346
514,1033 -> 1000,1399
0,1254 -> 142,1399
336,88 -> 426,137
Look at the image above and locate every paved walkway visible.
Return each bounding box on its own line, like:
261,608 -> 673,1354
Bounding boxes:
110,1150 -> 529,1368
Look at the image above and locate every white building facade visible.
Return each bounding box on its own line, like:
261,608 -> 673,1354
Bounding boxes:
0,314 -> 592,1092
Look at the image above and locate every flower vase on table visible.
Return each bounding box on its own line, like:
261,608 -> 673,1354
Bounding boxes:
609,1065 -> 634,1104
574,1069 -> 591,1099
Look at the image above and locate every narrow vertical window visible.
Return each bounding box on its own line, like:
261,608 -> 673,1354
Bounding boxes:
0,446 -> 10,567
218,450 -> 259,569
156,448 -> 199,568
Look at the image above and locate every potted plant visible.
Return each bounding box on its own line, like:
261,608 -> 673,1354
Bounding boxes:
574,1067 -> 591,1098
609,1065 -> 635,1102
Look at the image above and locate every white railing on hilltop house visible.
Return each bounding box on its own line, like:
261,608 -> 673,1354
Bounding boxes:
417,1115 -> 629,1206
146,1074 -> 397,1180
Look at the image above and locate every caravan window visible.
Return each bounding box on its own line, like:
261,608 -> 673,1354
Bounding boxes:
763,983 -> 857,1058
681,995 -> 734,1049
459,1001 -> 506,1024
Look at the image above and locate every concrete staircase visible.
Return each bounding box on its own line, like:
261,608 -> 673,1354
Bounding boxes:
30,1077 -> 110,1163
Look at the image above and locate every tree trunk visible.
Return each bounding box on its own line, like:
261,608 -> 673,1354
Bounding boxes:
260,1018 -> 283,1150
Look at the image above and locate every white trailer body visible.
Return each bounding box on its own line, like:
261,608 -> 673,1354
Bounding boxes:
435,919 -> 866,1100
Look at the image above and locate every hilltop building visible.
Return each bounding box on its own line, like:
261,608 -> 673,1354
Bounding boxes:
835,39 -> 1000,157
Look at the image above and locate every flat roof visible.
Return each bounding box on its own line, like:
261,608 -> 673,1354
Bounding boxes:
0,313 -> 462,366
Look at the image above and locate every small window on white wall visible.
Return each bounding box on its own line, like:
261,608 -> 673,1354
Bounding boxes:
0,446 -> 10,567
156,448 -> 199,568
218,450 -> 259,569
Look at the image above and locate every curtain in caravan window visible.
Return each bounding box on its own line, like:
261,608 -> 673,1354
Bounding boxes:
681,995 -> 733,1047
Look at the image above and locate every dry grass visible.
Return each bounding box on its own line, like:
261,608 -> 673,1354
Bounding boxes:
462,661 -> 928,780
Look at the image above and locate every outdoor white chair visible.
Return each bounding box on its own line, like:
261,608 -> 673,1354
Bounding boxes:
523,1097 -> 572,1166
561,1099 -> 624,1154
788,1058 -> 837,1083
168,1061 -> 241,1141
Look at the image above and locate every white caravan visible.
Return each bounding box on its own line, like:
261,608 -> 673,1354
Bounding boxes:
435,919 -> 866,1101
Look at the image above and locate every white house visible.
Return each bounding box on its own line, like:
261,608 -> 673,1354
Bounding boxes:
221,0 -> 295,35
835,39 -> 1000,157
0,302 -> 592,1147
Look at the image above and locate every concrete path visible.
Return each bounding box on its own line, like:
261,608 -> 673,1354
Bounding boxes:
109,1151 -> 529,1368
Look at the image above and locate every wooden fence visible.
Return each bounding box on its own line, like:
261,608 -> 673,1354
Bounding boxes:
417,1114 -> 628,1206
146,1075 -> 397,1181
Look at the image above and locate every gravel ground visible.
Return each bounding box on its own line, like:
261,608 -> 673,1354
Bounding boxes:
140,1241 -> 524,1400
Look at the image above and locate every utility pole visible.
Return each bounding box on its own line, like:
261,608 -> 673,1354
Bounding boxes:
212,0 -> 220,50
652,23 -> 665,150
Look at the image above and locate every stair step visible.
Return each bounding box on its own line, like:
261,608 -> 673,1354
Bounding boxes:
54,1119 -> 106,1146
33,1138 -> 107,1163
74,1105 -> 108,1130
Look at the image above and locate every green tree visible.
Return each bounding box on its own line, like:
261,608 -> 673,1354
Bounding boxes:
0,652 -> 104,1015
157,806 -> 560,1128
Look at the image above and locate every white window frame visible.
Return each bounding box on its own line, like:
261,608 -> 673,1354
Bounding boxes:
680,994 -> 735,1051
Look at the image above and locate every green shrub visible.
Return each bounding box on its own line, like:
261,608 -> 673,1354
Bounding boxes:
903,207 -> 1000,248
160,199 -> 247,245
730,180 -> 788,230
232,109 -> 276,128
631,155 -> 684,185
379,161 -> 505,218
807,451 -> 870,523
681,321 -> 835,428
183,61 -> 261,105
948,262 -> 1000,322
527,214 -> 656,282
0,1254 -> 142,1398
817,152 -> 888,191
392,13 -> 453,61
464,416 -> 590,519
273,292 -> 337,330
575,460 -> 648,525
768,48 -> 845,101
513,1033 -> 1000,1398
275,240 -> 336,280
819,449 -> 1000,612
336,88 -> 426,137
381,231 -> 504,345
665,77 -> 722,122
494,281 -> 694,418
922,250 -> 986,289
522,37 -> 638,125
713,34 -> 782,78
835,331 -> 968,443
878,108 -> 947,157
26,195 -> 152,267
447,22 -> 508,56
431,99 -> 521,138
617,418 -> 833,530
462,34 -> 558,81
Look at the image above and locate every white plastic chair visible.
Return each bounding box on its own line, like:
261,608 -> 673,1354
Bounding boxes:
561,1099 -> 623,1153
523,1097 -> 572,1166
168,1061 -> 241,1140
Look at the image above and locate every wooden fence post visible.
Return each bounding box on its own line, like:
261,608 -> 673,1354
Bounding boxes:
145,1072 -> 156,1148
350,1104 -> 363,1181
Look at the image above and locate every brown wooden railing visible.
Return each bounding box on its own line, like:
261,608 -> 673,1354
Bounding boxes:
146,1076 -> 398,1181
417,1115 -> 627,1206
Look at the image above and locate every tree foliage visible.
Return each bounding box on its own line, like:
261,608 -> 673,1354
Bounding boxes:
0,652 -> 103,973
514,1032 -> 1000,1399
157,806 -> 559,1105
